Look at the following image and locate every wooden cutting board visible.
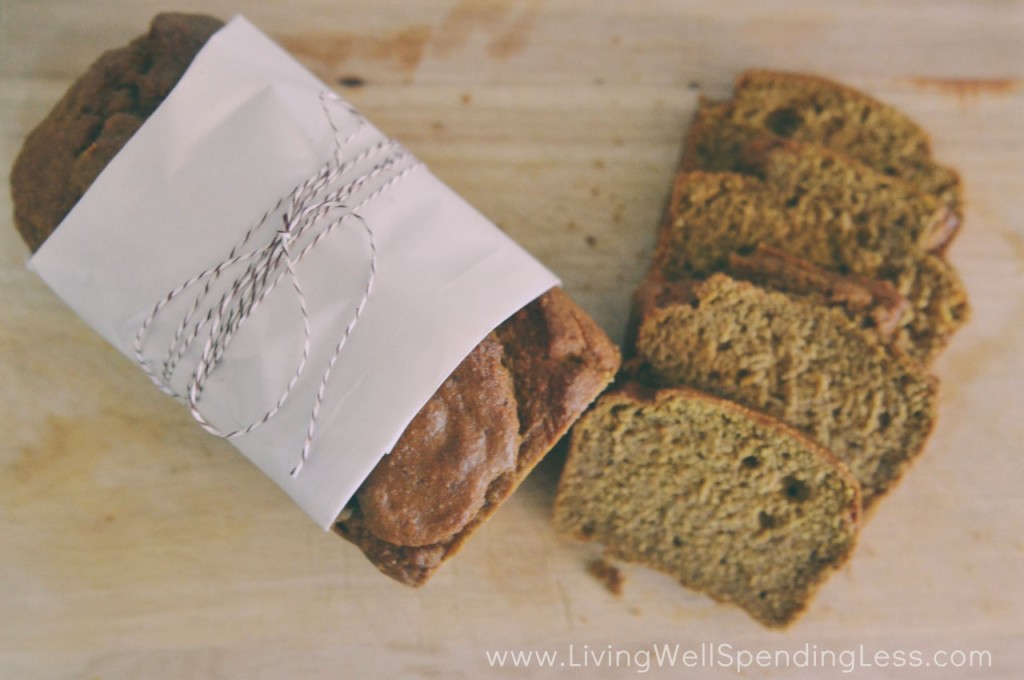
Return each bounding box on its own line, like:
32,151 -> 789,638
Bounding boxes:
1,1 -> 1022,678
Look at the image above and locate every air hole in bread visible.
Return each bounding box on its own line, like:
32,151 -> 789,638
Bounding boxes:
782,475 -> 811,503
764,107 -> 803,137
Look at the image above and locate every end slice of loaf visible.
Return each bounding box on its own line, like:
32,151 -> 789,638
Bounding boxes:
553,385 -> 861,628
633,274 -> 937,509
682,70 -> 962,216
650,171 -> 969,363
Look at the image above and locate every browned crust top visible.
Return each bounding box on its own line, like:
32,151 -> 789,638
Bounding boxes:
11,13 -> 225,252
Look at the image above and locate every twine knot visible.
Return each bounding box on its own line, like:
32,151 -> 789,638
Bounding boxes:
133,92 -> 421,477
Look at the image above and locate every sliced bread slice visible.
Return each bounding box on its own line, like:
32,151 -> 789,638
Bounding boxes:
681,124 -> 959,255
726,245 -> 965,364
740,137 -> 959,254
632,274 -> 937,509
553,384 -> 861,628
725,245 -> 909,343
625,247 -> 909,362
650,171 -> 969,363
682,70 -> 962,216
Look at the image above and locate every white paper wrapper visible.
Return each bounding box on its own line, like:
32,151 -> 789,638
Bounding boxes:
29,16 -> 559,529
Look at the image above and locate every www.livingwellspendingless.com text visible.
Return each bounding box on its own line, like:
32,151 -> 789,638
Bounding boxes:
485,641 -> 993,674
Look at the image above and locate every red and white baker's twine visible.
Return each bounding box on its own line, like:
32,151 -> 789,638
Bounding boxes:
133,92 -> 422,476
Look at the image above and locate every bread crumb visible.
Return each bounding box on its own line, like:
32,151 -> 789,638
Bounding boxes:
337,75 -> 366,88
587,558 -> 624,596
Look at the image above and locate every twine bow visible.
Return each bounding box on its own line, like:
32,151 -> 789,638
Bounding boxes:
133,92 -> 421,476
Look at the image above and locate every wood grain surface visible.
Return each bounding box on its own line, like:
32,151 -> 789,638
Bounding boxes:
1,1 -> 1022,678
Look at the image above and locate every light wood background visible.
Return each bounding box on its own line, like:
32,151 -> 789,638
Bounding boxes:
1,1 -> 1022,678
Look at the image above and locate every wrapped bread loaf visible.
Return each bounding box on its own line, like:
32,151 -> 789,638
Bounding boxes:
10,13 -> 620,586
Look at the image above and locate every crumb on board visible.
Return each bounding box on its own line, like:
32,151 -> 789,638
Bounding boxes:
587,558 -> 624,596
336,75 -> 366,88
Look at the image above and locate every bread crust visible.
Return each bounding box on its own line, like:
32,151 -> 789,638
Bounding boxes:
11,13 -> 224,251
337,288 -> 620,585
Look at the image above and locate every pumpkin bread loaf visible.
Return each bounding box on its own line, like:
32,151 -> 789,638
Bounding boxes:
553,385 -> 861,628
10,12 -> 621,586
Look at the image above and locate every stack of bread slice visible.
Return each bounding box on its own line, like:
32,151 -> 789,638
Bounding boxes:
554,70 -> 969,627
